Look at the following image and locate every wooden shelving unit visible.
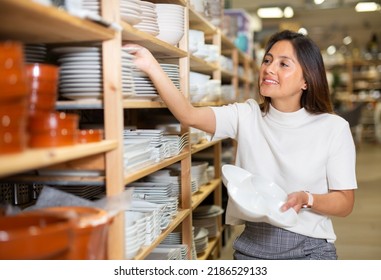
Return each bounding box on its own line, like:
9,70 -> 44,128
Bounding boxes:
0,0 -> 115,43
0,0 -> 255,260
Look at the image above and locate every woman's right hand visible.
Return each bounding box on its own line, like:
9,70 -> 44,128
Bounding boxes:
122,43 -> 159,75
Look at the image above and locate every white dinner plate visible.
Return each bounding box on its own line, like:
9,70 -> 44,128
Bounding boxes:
222,164 -> 298,228
61,93 -> 102,100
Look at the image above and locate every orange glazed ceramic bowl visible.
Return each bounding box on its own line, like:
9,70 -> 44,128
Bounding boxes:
37,206 -> 111,260
0,212 -> 73,260
77,129 -> 103,143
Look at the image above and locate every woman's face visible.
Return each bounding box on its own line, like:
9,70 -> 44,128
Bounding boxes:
259,40 -> 307,112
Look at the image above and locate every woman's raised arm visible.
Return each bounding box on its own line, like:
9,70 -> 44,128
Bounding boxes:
124,44 -> 216,134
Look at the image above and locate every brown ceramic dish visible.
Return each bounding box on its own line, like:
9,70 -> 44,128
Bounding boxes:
77,129 -> 103,143
36,206 -> 110,260
0,213 -> 73,260
28,111 -> 79,132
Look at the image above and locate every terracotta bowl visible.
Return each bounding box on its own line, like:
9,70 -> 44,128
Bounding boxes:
29,79 -> 58,94
26,63 -> 59,81
0,41 -> 25,69
0,69 -> 29,101
0,212 -> 73,260
28,92 -> 57,113
0,42 -> 29,101
28,111 -> 79,132
0,127 -> 27,154
77,129 -> 103,143
28,129 -> 77,148
36,206 -> 110,260
0,99 -> 28,129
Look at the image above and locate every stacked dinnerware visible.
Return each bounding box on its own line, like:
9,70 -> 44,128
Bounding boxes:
26,63 -> 59,115
81,0 -> 101,17
52,45 -> 102,101
155,4 -> 185,45
133,1 -> 159,36
193,205 -> 224,238
120,0 -> 142,25
27,111 -> 79,148
0,41 -> 29,154
120,47 -> 135,98
193,227 -> 209,254
24,44 -> 48,63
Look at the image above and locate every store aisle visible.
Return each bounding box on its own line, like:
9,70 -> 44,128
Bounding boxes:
219,143 -> 381,260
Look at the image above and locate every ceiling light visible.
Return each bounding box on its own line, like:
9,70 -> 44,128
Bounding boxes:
298,28 -> 308,35
327,45 -> 337,55
283,6 -> 294,18
355,2 -> 381,12
343,36 -> 352,45
257,7 -> 283,18
314,0 -> 325,4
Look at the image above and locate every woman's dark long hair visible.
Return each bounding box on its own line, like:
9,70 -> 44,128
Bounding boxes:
259,30 -> 333,114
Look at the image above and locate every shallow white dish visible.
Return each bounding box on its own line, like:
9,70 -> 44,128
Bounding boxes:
222,164 -> 298,228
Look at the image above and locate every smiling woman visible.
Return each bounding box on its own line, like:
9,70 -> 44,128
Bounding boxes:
125,29 -> 357,260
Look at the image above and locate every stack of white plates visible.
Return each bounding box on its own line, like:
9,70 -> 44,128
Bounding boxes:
161,231 -> 181,245
123,129 -> 164,172
81,0 -> 100,16
123,139 -> 154,173
133,1 -> 159,36
155,4 -> 185,45
159,63 -> 181,90
120,0 -> 142,25
123,129 -> 163,147
120,48 -> 135,98
145,246 -> 185,260
130,182 -> 173,197
193,227 -> 209,254
162,133 -> 189,158
24,44 -> 47,63
146,169 -> 181,196
128,200 -> 166,245
193,205 -> 224,238
119,50 -> 180,100
130,182 -> 179,219
170,161 -> 209,192
52,46 -> 103,101
125,220 -> 139,259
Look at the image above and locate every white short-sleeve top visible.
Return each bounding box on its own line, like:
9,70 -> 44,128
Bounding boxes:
211,99 -> 357,242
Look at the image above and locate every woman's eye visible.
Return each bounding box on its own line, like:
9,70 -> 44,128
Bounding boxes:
280,62 -> 289,67
262,58 -> 270,64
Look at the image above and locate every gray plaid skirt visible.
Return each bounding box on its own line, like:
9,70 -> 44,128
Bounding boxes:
233,222 -> 337,260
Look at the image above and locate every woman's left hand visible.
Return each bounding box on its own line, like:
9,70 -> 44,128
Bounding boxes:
281,191 -> 306,213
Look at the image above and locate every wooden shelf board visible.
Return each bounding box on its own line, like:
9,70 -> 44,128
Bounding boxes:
221,33 -> 235,50
0,0 -> 115,43
122,100 -> 168,109
188,7 -> 217,35
1,175 -> 105,185
124,151 -> 190,185
191,179 -> 221,210
191,139 -> 221,154
121,21 -> 187,59
131,208 -> 190,260
0,140 -> 117,178
190,55 -> 219,73
56,99 -> 103,110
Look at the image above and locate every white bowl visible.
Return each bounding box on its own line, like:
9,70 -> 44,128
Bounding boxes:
156,30 -> 184,45
190,71 -> 211,85
222,164 -> 298,227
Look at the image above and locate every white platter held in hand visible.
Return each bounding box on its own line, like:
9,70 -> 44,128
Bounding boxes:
222,164 -> 298,228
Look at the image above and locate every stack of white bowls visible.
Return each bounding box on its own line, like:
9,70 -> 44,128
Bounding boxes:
155,4 -> 185,45
133,0 -> 159,36
189,71 -> 210,102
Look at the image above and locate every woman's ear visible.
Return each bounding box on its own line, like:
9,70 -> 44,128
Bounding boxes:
302,82 -> 307,90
